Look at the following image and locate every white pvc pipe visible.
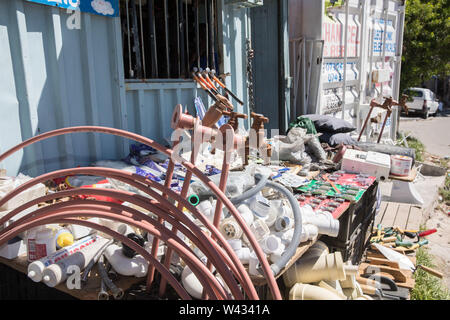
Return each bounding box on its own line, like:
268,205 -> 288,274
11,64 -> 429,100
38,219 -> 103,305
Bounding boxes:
181,265 -> 226,299
301,206 -> 340,237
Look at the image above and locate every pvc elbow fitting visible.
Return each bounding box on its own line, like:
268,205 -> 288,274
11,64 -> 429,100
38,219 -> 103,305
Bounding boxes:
235,247 -> 251,264
181,266 -> 226,299
197,200 -> 214,222
269,243 -> 286,264
302,209 -> 340,238
104,244 -> 148,277
289,283 -> 345,300
299,224 -> 319,242
248,251 -> 263,276
283,252 -> 346,287
236,204 -> 255,226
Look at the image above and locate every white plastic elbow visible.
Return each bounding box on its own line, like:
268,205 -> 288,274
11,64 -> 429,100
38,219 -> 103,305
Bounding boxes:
236,204 -> 255,226
104,244 -> 148,277
299,224 -> 319,242
301,207 -> 339,238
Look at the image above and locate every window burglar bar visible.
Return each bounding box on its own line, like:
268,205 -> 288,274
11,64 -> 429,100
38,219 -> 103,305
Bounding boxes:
120,0 -> 220,80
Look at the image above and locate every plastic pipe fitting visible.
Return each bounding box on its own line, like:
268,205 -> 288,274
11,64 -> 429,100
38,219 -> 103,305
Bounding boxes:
283,252 -> 347,287
249,192 -> 271,218
236,204 -> 255,226
104,244 -> 148,277
181,265 -> 227,299
219,217 -> 243,240
301,207 -> 340,238
289,283 -> 345,300
259,235 -> 283,255
274,215 -> 293,232
249,218 -> 270,242
224,239 -> 251,264
248,251 -> 262,276
299,224 -> 319,243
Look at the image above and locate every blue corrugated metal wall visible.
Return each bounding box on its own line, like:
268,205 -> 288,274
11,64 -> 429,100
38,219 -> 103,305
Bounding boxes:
0,0 -> 251,176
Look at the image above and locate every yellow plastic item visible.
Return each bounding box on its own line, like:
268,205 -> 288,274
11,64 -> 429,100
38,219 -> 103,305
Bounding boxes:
56,231 -> 74,248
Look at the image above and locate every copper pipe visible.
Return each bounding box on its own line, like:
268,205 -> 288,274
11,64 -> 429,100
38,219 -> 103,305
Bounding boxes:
1,195 -> 243,299
0,126 -> 281,299
1,208 -> 230,300
0,216 -> 193,299
203,125 -> 233,299
0,167 -> 257,299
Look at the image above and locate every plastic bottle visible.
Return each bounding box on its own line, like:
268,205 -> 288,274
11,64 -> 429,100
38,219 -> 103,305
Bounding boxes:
26,225 -> 58,262
42,236 -> 110,287
27,234 -> 100,282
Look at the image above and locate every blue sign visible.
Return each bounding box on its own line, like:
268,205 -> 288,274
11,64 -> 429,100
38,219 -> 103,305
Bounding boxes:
26,0 -> 119,17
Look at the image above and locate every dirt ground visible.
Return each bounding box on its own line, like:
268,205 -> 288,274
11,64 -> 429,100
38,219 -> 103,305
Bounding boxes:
424,203 -> 450,290
399,112 -> 450,291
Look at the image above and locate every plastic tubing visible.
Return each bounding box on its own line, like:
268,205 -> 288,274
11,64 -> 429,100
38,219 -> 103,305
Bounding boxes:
230,175 -> 303,274
230,173 -> 268,205
0,126 -> 279,299
0,168 -> 257,300
1,196 -> 240,299
0,211 -> 228,300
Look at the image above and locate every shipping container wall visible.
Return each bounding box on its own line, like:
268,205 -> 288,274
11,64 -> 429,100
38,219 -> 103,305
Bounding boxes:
0,0 -> 251,176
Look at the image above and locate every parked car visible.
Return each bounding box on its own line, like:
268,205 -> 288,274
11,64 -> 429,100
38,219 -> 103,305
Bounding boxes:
403,88 -> 440,119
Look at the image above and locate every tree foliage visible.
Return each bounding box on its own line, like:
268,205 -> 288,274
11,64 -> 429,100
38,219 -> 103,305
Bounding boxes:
400,0 -> 450,92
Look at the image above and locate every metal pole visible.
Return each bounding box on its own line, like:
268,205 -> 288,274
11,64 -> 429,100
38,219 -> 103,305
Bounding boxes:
204,0 -> 209,68
125,0 -> 133,78
184,0 -> 189,77
129,0 -> 143,78
147,0 -> 158,78
176,0 -> 181,78
342,0 -> 349,119
138,0 -> 146,78
164,0 -> 170,77
195,0 -> 200,69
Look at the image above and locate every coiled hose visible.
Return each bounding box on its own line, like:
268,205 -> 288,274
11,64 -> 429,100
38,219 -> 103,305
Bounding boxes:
230,174 -> 302,275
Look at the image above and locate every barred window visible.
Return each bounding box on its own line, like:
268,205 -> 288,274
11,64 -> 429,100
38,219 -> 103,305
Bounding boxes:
120,0 -> 221,80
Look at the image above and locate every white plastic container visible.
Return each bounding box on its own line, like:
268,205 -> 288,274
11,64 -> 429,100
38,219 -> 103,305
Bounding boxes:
390,155 -> 412,177
0,237 -> 27,260
26,226 -> 58,262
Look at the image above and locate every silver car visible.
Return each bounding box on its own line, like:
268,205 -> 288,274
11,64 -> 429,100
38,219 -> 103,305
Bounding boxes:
403,88 -> 440,119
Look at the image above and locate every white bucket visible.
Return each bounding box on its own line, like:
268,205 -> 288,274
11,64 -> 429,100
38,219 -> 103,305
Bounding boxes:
390,155 -> 412,177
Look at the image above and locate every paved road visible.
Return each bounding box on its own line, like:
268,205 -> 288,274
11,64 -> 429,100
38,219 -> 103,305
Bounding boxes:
399,110 -> 450,158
